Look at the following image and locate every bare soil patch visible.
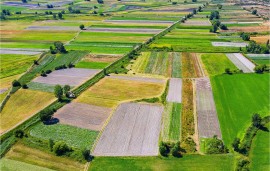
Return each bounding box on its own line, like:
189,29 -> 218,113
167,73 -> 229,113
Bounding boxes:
0,48 -> 44,55
183,20 -> 211,26
166,78 -> 182,103
104,20 -> 174,24
83,54 -> 121,63
211,42 -> 248,47
33,68 -> 100,86
93,102 -> 163,156
54,102 -> 111,131
221,25 -> 269,32
26,26 -> 79,31
195,77 -> 221,139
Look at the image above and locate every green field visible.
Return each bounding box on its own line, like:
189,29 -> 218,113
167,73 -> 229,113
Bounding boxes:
0,158 -> 54,171
150,28 -> 240,52
201,53 -> 238,76
162,102 -> 182,142
211,74 -> 270,148
0,54 -> 38,79
250,123 -> 270,171
171,52 -> 182,78
30,123 -> 98,150
75,61 -> 109,69
89,155 -> 235,171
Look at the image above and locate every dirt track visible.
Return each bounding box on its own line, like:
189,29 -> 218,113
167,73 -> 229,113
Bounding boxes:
93,102 -> 163,156
54,102 -> 111,131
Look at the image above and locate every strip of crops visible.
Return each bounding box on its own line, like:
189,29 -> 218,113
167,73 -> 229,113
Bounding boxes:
171,52 -> 182,78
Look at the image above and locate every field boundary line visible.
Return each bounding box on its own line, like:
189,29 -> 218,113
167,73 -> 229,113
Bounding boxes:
196,53 -> 206,77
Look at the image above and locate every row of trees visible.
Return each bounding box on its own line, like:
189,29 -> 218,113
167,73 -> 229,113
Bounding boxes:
246,40 -> 269,54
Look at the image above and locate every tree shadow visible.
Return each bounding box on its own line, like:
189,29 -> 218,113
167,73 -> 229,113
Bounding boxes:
259,125 -> 269,132
44,118 -> 59,125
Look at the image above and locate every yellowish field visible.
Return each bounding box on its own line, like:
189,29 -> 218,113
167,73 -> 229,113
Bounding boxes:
5,143 -> 85,171
76,78 -> 165,108
0,74 -> 20,89
0,89 -> 55,133
251,35 -> 270,44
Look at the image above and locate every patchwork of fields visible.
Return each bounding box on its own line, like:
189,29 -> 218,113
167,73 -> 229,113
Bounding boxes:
1,1 -> 269,171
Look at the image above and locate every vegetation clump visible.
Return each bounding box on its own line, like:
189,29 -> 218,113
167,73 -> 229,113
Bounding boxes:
205,135 -> 228,154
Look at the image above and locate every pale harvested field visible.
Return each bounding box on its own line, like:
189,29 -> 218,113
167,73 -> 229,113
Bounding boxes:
166,78 -> 182,103
93,102 -> 163,156
226,53 -> 255,73
211,42 -> 248,47
107,75 -> 166,84
86,28 -> 162,34
76,78 -> 165,108
25,26 -> 79,31
222,21 -> 263,24
183,20 -> 211,26
104,20 -> 174,24
54,102 -> 111,131
33,68 -> 100,86
195,77 -> 221,139
0,89 -> 55,133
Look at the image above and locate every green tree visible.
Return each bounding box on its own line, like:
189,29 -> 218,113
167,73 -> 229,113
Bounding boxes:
79,24 -> 85,30
54,41 -> 67,53
54,85 -> 63,100
225,68 -> 231,74
172,141 -> 182,157
14,130 -> 24,138
12,80 -> 21,87
159,142 -> 169,156
252,10 -> 257,15
58,12 -> 63,19
39,108 -> 54,122
63,85 -> 71,95
53,14 -> 56,19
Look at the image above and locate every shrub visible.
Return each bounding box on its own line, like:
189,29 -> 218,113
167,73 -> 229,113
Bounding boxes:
159,142 -> 169,156
48,139 -> 54,151
254,65 -> 266,73
53,141 -> 71,156
236,158 -> 250,171
171,141 -> 182,157
225,68 -> 232,74
54,85 -> 63,100
205,135 -> 228,154
220,24 -> 228,30
232,138 -> 240,151
45,70 -> 52,74
41,71 -> 47,77
14,130 -> 24,138
252,113 -> 262,128
12,80 -> 21,87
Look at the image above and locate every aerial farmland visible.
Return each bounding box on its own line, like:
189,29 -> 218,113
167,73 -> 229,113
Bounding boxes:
0,0 -> 269,171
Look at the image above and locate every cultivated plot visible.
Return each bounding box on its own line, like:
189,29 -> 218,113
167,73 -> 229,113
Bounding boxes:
86,27 -> 162,34
93,102 -> 163,156
226,53 -> 255,73
195,77 -> 221,138
0,48 -> 45,55
54,102 -> 111,131
166,78 -> 182,103
26,26 -> 80,31
107,74 -> 166,84
32,68 -> 100,86
104,20 -> 174,24
183,20 -> 211,26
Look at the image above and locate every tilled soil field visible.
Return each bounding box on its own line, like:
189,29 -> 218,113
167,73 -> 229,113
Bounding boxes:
54,102 -> 111,131
93,102 -> 163,156
26,26 -> 80,31
183,20 -> 211,26
32,68 -> 100,86
212,42 -> 248,47
166,78 -> 182,103
195,77 -> 221,139
226,53 -> 255,73
0,48 -> 45,55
